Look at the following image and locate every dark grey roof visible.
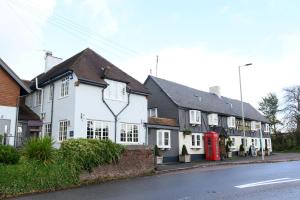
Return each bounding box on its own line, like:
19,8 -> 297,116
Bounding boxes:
0,58 -> 31,93
147,76 -> 268,123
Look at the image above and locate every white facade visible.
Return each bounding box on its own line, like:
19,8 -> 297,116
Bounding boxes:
0,105 -> 17,146
25,73 -> 148,147
179,132 -> 205,155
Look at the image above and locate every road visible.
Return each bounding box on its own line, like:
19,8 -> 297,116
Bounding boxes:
14,161 -> 300,200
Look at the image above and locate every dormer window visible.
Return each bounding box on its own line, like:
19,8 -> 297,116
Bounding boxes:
189,110 -> 201,124
227,117 -> 236,128
149,108 -> 158,117
208,113 -> 218,126
264,124 -> 270,133
104,79 -> 127,101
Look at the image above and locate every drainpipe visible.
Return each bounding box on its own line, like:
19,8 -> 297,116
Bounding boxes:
35,78 -> 44,137
50,83 -> 55,137
102,88 -> 131,143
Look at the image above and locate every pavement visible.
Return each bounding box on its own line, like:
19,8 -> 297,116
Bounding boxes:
156,152 -> 300,173
12,153 -> 300,200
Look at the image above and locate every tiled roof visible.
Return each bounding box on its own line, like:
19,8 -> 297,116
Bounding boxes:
30,48 -> 149,95
18,98 -> 40,121
147,76 -> 268,123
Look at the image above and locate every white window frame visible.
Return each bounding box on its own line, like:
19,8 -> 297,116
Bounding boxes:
59,120 -> 68,142
86,120 -> 110,140
44,123 -> 52,136
60,78 -> 69,98
264,124 -> 270,133
191,133 -> 202,148
189,110 -> 201,125
227,117 -> 236,128
156,129 -> 171,149
208,113 -> 218,126
104,79 -> 127,102
120,123 -> 139,143
250,121 -> 257,131
230,137 -> 236,148
35,90 -> 42,106
149,108 -> 158,117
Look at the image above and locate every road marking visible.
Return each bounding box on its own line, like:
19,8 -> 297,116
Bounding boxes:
235,178 -> 300,188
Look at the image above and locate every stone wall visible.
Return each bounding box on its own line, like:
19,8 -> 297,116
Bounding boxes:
80,146 -> 154,182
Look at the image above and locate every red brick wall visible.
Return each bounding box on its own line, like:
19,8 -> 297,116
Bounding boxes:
0,67 -> 20,107
80,147 -> 154,182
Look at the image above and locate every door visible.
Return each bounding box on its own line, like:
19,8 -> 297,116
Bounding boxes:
0,119 -> 11,145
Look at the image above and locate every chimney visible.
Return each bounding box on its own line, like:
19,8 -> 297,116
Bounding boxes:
209,86 -> 221,97
44,51 -> 63,72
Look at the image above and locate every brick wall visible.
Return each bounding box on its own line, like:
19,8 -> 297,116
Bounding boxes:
80,146 -> 154,182
0,67 -> 20,107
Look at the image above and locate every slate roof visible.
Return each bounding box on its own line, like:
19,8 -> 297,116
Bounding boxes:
147,76 -> 268,123
30,48 -> 149,95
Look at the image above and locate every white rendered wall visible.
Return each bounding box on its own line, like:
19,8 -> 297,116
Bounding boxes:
0,105 -> 16,146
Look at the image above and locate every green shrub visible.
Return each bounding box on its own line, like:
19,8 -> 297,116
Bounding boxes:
154,145 -> 160,156
0,159 -> 79,196
181,145 -> 189,156
239,144 -> 245,152
60,139 -> 124,172
0,145 -> 20,164
23,136 -> 55,164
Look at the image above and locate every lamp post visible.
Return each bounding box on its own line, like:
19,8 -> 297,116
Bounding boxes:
238,63 -> 252,154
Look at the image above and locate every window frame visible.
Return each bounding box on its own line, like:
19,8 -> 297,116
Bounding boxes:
250,121 -> 257,131
60,78 -> 69,98
189,110 -> 201,125
59,120 -> 68,142
156,129 -> 171,149
208,113 -> 218,126
149,108 -> 158,117
120,123 -> 139,144
104,79 -> 127,102
35,90 -> 42,106
227,117 -> 236,128
264,124 -> 270,133
86,120 -> 110,140
191,133 -> 202,148
44,123 -> 52,136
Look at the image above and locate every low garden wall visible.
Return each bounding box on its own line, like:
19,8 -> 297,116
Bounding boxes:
80,146 -> 154,182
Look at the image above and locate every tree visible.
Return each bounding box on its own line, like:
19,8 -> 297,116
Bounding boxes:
282,86 -> 300,144
258,93 -> 280,133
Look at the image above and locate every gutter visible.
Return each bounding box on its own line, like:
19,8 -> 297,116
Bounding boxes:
101,88 -> 131,143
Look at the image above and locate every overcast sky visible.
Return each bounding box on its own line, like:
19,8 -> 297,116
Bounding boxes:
0,0 -> 299,109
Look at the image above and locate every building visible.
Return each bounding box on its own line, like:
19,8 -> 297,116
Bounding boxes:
144,75 -> 272,162
25,48 -> 149,147
0,58 -> 41,146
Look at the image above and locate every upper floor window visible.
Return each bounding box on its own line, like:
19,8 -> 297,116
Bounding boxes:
120,123 -> 139,143
149,108 -> 158,117
208,113 -> 218,126
227,117 -> 236,128
157,130 -> 171,149
35,90 -> 42,106
60,78 -> 69,97
250,121 -> 257,131
104,79 -> 126,101
189,110 -> 201,124
191,133 -> 202,148
87,120 -> 110,140
264,124 -> 270,133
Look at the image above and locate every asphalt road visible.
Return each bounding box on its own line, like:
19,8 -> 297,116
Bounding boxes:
13,161 -> 300,200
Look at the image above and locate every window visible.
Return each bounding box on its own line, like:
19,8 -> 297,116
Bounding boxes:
231,137 -> 236,147
149,108 -> 158,117
157,130 -> 171,148
191,133 -> 202,148
86,120 -> 110,140
35,90 -> 42,106
49,85 -> 54,101
120,124 -> 139,143
60,78 -> 69,97
251,121 -> 257,131
265,124 -> 270,133
208,113 -> 218,126
227,117 -> 236,128
44,123 -> 51,136
104,79 -> 127,101
189,110 -> 201,124
241,138 -> 247,147
59,121 -> 68,141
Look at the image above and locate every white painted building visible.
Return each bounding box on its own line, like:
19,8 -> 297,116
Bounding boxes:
25,48 -> 149,147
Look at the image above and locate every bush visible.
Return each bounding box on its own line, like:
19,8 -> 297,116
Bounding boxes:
23,136 -> 55,164
181,145 -> 189,156
60,139 -> 124,172
239,144 -> 245,152
154,145 -> 160,156
0,145 -> 20,164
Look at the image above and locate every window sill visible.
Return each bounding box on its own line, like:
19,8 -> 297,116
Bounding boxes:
58,95 -> 69,100
191,146 -> 202,149
190,122 -> 201,125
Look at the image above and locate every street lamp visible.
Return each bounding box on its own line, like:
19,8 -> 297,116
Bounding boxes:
238,63 -> 252,153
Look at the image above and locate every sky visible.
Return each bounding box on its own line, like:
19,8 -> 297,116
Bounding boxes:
0,0 -> 299,110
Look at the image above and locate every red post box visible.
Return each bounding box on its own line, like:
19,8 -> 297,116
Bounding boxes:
204,131 -> 220,161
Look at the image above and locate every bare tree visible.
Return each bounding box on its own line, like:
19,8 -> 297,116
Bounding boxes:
282,86 -> 300,132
